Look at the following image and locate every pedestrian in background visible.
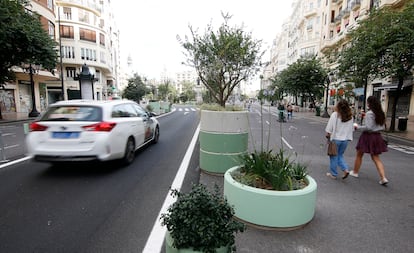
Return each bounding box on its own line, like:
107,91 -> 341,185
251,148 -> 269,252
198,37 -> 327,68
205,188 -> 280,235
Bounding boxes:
350,96 -> 389,185
287,104 -> 293,121
325,100 -> 354,179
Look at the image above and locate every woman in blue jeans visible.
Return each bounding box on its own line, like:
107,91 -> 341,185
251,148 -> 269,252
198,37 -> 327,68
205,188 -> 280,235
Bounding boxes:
325,100 -> 354,179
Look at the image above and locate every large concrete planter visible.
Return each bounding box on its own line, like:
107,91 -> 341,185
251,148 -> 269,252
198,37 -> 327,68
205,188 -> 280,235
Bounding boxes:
224,166 -> 317,229
165,231 -> 228,253
199,110 -> 248,174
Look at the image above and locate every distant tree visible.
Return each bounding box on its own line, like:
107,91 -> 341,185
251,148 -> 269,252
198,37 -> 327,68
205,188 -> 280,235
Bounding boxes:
338,3 -> 414,131
158,78 -> 174,101
122,74 -> 149,103
0,0 -> 58,118
179,13 -> 263,107
182,81 -> 196,102
273,56 -> 327,104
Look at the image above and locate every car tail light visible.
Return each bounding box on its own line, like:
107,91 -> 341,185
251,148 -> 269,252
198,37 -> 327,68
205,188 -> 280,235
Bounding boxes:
82,122 -> 116,132
29,122 -> 49,131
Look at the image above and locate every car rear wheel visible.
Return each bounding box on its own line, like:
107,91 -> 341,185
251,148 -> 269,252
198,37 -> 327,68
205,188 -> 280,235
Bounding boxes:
122,137 -> 135,165
152,126 -> 159,144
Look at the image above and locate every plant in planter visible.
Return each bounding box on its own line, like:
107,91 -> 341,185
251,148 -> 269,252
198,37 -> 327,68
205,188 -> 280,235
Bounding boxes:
161,184 -> 245,253
231,149 -> 308,191
224,149 -> 317,229
222,89 -> 317,229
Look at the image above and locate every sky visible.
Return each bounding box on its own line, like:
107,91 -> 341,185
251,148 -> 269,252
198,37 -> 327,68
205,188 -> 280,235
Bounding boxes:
113,0 -> 294,81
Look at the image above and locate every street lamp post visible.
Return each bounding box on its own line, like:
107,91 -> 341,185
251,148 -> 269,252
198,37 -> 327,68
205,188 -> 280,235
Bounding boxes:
321,73 -> 332,118
26,63 -> 40,118
259,75 -> 264,152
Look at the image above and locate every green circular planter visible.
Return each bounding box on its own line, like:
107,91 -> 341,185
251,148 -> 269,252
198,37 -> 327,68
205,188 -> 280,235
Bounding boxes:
200,110 -> 249,174
165,231 -> 228,253
223,166 -> 317,229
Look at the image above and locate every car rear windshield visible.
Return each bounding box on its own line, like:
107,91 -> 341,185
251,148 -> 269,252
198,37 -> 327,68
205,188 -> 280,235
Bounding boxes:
40,106 -> 102,121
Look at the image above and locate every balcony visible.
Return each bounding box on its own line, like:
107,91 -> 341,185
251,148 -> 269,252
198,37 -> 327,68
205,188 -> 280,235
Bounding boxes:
340,7 -> 351,18
304,8 -> 318,18
334,12 -> 343,23
62,0 -> 102,14
351,0 -> 361,10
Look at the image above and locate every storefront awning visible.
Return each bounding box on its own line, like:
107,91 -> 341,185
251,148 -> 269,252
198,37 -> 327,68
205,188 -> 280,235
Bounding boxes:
373,82 -> 412,91
353,87 -> 364,96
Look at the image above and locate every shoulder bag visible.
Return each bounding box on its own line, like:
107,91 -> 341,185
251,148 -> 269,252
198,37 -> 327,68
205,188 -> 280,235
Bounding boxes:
327,116 -> 338,156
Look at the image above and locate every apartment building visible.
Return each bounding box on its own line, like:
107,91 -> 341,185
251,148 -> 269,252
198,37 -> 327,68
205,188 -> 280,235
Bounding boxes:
2,0 -> 120,117
54,0 -> 120,102
267,0 -> 413,119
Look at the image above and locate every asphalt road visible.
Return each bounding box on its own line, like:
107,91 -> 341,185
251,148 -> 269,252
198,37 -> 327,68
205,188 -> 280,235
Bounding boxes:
0,105 -> 200,253
0,122 -> 28,162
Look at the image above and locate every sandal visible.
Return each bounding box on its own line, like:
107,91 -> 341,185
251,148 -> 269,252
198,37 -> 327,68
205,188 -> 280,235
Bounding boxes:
326,173 -> 337,180
342,170 -> 350,179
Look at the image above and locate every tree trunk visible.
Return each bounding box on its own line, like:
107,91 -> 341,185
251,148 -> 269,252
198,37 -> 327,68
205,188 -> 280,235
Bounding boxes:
389,78 -> 403,132
363,79 -> 368,111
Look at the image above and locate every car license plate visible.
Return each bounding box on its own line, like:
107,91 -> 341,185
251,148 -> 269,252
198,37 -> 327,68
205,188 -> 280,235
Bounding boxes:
52,132 -> 80,139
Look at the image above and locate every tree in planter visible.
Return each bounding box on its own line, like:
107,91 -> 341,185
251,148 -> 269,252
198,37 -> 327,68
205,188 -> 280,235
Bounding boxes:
179,13 -> 263,107
0,0 -> 58,119
337,3 -> 414,131
161,184 -> 245,253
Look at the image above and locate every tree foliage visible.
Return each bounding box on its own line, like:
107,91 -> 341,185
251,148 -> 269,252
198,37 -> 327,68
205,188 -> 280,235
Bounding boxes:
179,13 -> 263,107
338,2 -> 414,131
179,81 -> 196,103
122,74 -> 149,102
157,79 -> 174,102
0,0 -> 58,84
272,56 -> 327,103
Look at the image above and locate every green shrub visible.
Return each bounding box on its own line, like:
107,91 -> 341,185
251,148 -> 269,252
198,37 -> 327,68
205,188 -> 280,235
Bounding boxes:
232,149 -> 308,191
146,104 -> 153,112
160,184 -> 245,253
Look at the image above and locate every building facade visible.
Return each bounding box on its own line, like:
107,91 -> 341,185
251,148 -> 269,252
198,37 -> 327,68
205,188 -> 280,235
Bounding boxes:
2,0 -> 120,117
266,0 -> 413,120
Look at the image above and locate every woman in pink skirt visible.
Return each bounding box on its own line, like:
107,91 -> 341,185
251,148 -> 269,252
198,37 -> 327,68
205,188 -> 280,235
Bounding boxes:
350,96 -> 388,185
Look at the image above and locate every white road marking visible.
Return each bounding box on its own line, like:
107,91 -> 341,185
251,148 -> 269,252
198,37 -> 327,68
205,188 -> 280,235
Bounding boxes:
142,124 -> 200,253
1,133 -> 16,137
282,137 -> 293,150
0,156 -> 31,169
388,144 -> 414,154
4,144 -> 20,149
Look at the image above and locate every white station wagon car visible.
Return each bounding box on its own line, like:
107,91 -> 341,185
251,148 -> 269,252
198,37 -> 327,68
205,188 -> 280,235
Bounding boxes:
25,99 -> 160,165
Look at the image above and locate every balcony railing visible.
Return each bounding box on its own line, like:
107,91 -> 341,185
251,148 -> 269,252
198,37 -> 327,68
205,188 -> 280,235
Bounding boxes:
63,0 -> 102,13
351,0 -> 361,10
334,12 -> 343,23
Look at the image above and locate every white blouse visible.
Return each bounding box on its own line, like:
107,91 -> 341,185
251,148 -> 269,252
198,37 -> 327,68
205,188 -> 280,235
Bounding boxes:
357,110 -> 385,132
325,111 -> 354,141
